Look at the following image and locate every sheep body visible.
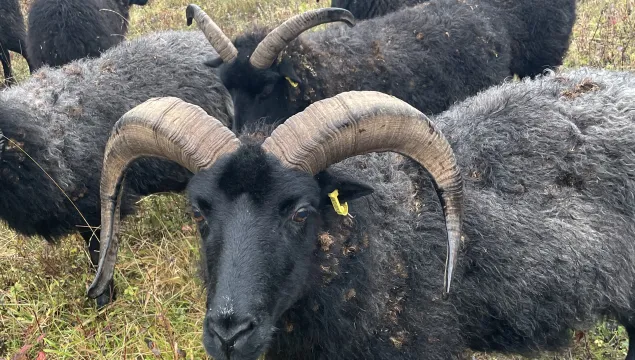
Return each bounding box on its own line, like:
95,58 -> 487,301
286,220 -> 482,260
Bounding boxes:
0,29 -> 232,292
189,67 -> 635,359
219,0 -> 513,131
292,67 -> 635,358
26,0 -> 149,70
329,0 -> 576,78
330,0 -> 424,20
496,0 -> 576,79
0,0 -> 31,84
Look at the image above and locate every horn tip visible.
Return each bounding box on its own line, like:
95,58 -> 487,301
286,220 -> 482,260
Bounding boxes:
185,4 -> 199,25
87,279 -> 106,299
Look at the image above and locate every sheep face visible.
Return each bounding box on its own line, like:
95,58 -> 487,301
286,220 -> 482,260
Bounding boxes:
187,144 -> 373,360
212,33 -> 307,133
128,0 -> 148,5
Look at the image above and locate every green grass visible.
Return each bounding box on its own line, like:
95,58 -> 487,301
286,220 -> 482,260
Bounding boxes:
1,0 -> 635,359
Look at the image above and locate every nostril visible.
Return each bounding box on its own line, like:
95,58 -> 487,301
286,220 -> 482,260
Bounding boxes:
207,314 -> 257,353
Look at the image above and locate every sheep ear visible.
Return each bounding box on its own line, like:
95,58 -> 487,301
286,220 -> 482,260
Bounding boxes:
316,171 -> 374,204
278,59 -> 302,87
204,56 -> 224,68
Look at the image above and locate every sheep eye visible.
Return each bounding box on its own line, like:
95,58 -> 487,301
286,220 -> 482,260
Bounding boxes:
260,83 -> 275,98
192,207 -> 204,223
292,208 -> 309,223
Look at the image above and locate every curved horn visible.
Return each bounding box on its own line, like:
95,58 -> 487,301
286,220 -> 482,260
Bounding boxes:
186,4 -> 238,64
262,91 -> 463,294
249,8 -> 355,69
87,97 -> 240,299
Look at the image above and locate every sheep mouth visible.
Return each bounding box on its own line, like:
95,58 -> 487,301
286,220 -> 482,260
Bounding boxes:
202,324 -> 269,360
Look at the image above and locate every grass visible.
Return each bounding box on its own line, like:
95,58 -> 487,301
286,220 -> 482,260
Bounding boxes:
1,0 -> 635,359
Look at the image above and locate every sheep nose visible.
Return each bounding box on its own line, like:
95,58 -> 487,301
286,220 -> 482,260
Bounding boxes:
207,313 -> 256,357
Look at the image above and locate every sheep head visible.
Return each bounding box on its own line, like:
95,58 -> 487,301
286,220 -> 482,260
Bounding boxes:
87,91 -> 463,360
186,4 -> 355,133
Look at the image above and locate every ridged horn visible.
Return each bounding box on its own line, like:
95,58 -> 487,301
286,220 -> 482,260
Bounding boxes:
249,8 -> 355,69
262,91 -> 463,294
87,97 -> 240,299
186,4 -> 238,64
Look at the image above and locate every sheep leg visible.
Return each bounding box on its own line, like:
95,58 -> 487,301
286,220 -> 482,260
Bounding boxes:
82,231 -> 117,308
0,47 -> 14,86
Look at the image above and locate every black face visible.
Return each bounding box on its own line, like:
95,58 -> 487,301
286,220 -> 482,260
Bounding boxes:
187,144 -> 373,360
209,33 -> 307,133
128,0 -> 148,5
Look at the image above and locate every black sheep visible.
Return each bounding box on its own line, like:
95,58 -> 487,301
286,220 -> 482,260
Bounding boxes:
26,0 -> 149,70
330,0 -> 577,79
0,0 -> 33,85
0,30 -> 233,307
187,1 -> 513,132
92,67 -> 635,360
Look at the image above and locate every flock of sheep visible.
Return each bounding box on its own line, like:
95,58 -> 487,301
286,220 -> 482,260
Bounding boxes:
2,0 -> 635,359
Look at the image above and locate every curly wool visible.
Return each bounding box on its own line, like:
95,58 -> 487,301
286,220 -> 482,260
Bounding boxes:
27,0 -> 147,70
0,0 -> 30,83
0,30 -> 233,241
330,0 -> 424,20
258,67 -> 635,359
329,0 -> 576,78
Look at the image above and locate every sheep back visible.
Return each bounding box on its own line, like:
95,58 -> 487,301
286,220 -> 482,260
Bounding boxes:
492,0 -> 576,78
27,0 -> 136,69
0,30 -> 233,241
291,0 -> 512,116
330,0 -> 425,20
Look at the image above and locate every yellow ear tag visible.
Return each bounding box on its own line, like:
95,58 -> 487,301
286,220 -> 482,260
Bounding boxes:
328,189 -> 349,216
286,77 -> 299,88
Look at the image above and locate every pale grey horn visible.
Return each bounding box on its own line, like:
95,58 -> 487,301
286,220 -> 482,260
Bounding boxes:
186,4 -> 238,64
249,8 -> 355,69
87,97 -> 240,298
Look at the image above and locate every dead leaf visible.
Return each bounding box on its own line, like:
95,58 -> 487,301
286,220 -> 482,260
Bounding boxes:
11,344 -> 32,360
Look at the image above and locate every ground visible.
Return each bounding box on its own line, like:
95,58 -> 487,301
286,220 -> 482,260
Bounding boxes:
1,0 -> 634,359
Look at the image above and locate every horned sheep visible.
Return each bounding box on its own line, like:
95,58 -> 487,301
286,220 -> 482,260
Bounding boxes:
0,0 -> 33,85
90,67 -> 635,360
0,29 -> 233,308
187,1 -> 514,132
26,0 -> 150,70
187,0 -> 575,133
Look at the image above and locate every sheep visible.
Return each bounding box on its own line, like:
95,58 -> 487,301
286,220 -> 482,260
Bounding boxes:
187,0 -> 575,133
0,0 -> 33,85
0,29 -> 233,308
26,0 -> 149,70
187,1 -> 514,132
329,0 -> 577,79
90,66 -> 635,360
